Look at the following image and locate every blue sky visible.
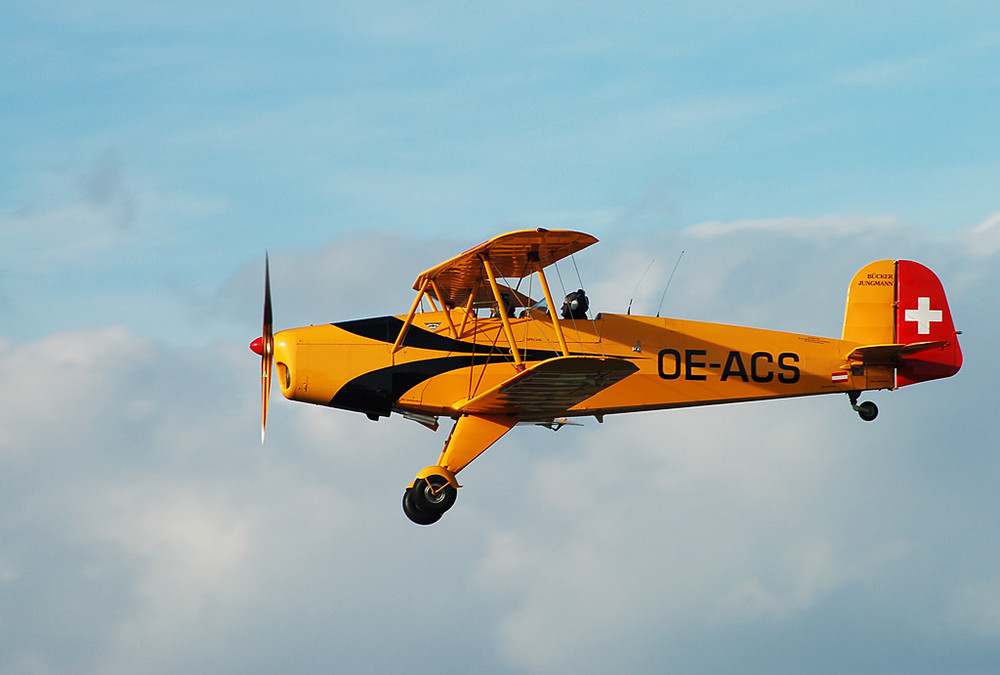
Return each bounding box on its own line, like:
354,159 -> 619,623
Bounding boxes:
5,1 -> 1000,340
3,3 -> 1000,673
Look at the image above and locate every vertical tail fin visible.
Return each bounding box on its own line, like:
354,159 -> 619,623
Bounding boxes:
843,260 -> 962,388
843,260 -> 897,345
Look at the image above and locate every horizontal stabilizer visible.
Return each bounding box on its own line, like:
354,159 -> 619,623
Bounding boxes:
456,356 -> 638,418
846,340 -> 951,365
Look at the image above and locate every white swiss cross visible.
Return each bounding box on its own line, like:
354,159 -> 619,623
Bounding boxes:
904,296 -> 943,335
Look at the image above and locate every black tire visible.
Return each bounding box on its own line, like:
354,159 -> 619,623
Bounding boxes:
411,475 -> 458,515
402,488 -> 442,525
857,401 -> 878,422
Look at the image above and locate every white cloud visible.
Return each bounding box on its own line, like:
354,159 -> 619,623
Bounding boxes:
963,211 -> 1000,257
833,55 -> 938,88
471,399 -> 918,671
948,579 -> 1000,638
2,221 -> 999,673
684,214 -> 899,239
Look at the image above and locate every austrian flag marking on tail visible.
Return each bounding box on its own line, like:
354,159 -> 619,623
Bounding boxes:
832,371 -> 849,383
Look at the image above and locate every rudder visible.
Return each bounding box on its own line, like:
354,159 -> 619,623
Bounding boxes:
895,260 -> 962,386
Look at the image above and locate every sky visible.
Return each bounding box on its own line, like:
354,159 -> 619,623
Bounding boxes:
2,2 -> 999,673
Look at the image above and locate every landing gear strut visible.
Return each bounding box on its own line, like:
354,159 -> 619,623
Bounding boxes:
402,473 -> 458,525
848,391 -> 878,422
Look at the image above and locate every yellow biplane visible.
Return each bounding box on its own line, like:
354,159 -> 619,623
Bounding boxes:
251,229 -> 962,525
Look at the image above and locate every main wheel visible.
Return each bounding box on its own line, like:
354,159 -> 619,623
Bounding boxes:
857,401 -> 878,422
402,488 -> 442,525
411,475 -> 457,515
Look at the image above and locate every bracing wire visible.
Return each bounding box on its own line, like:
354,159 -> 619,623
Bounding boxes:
655,250 -> 685,318
570,254 -> 584,299
627,259 -> 656,315
568,253 -> 605,356
552,260 -> 582,352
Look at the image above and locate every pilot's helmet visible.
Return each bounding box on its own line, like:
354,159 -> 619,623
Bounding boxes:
562,289 -> 589,320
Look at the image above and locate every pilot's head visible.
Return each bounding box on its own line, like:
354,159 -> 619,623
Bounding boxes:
492,292 -> 515,318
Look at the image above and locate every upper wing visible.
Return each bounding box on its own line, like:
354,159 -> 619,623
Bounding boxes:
455,355 -> 638,419
413,228 -> 598,308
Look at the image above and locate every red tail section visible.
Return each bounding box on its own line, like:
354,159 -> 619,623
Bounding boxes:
895,260 -> 963,387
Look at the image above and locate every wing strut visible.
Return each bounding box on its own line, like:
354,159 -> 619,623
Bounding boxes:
457,278 -> 480,338
429,278 -> 458,338
480,253 -> 525,370
392,277 -> 429,354
534,259 -> 570,357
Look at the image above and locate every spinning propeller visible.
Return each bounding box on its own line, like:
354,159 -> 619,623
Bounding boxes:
249,254 -> 274,443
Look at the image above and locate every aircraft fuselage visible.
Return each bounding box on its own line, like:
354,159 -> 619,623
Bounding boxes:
272,310 -> 887,423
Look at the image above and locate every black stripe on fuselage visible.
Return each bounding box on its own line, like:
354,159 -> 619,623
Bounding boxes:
336,316 -> 478,353
328,354 -> 496,418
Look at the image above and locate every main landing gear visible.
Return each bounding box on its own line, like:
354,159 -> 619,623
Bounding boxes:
848,391 -> 878,422
402,470 -> 458,525
401,414 -> 516,525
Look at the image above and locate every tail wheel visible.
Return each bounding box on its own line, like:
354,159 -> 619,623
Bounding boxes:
856,401 -> 879,422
